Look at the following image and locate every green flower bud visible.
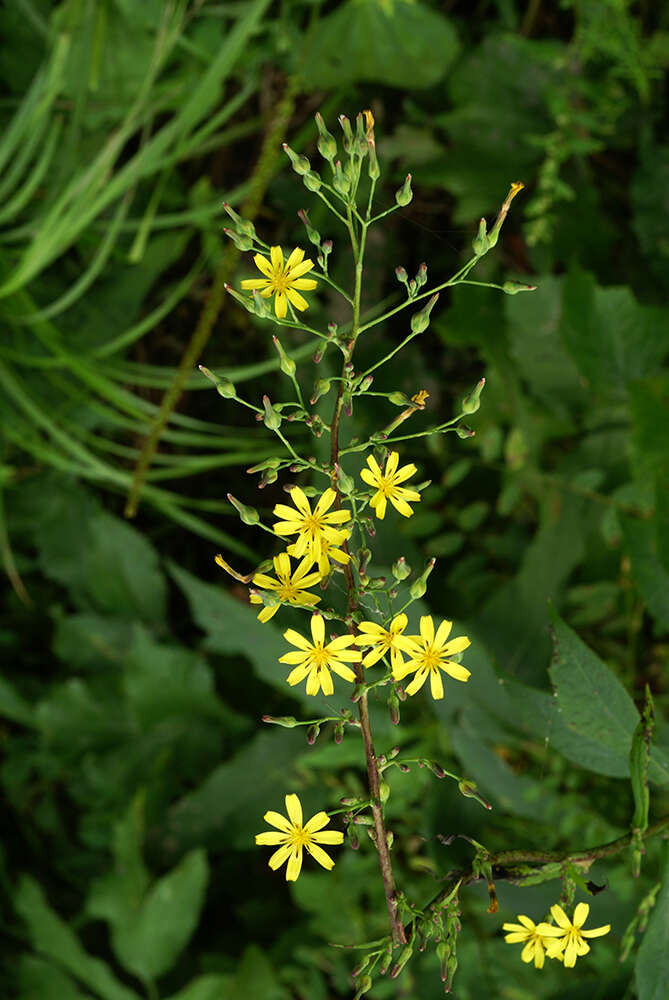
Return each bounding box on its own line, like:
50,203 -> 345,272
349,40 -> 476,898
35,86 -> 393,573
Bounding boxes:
462,377 -> 485,414
222,203 -> 256,239
310,378 -> 331,405
227,493 -> 260,525
247,457 -> 282,474
472,217 -> 488,256
223,227 -> 253,252
298,208 -> 320,247
333,160 -> 350,196
262,395 -> 282,431
389,391 -> 410,406
261,715 -> 298,727
198,365 -> 237,399
303,170 -> 321,192
338,114 -> 354,153
392,556 -> 411,581
251,290 -> 271,318
379,780 -> 390,803
282,143 -> 310,176
456,425 -> 475,439
272,336 -> 296,377
367,139 -> 380,180
409,557 -> 435,600
415,262 -> 428,288
395,265 -> 408,284
354,974 -> 372,999
336,463 -> 355,496
502,280 -> 537,295
315,111 -> 337,161
410,292 -> 439,334
395,173 -> 413,207
390,944 -> 413,979
388,694 -> 400,725
306,723 -> 320,745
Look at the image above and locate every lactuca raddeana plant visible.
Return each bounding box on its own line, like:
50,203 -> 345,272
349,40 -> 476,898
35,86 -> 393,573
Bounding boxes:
202,111 -> 657,995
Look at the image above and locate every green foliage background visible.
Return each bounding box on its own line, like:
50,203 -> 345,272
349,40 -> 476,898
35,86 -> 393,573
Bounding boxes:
1,1 -> 669,997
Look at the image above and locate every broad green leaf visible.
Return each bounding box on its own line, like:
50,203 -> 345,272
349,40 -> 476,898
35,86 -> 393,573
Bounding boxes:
560,269 -> 669,395
52,613 -> 133,669
224,945 -> 290,1000
549,609 -> 638,777
0,676 -> 34,726
628,376 -> 669,571
14,878 -> 140,1000
86,793 -> 150,930
164,976 -> 234,1000
302,0 -> 458,90
166,728 -> 304,851
18,956 -> 94,1000
632,142 -> 669,284
636,855 -> 669,1000
621,515 -> 669,632
110,849 -> 209,983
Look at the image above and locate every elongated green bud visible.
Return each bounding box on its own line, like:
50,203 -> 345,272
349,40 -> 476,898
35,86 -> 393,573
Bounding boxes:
222,203 -> 256,239
503,280 -> 536,295
272,336 -> 296,377
198,365 -> 236,399
336,463 -> 355,496
389,391 -> 410,406
298,208 -> 320,247
410,293 -> 439,334
333,159 -> 350,196
462,377 -> 485,414
456,425 -> 475,439
261,715 -> 297,727
390,944 -> 413,979
223,227 -> 253,251
395,173 -> 413,207
282,143 -> 310,175
392,556 -> 411,581
227,493 -> 259,525
303,170 -> 321,192
307,723 -> 320,745
338,114 -> 354,153
367,139 -> 380,179
379,779 -> 390,803
247,456 -> 282,474
354,974 -> 372,999
472,217 -> 488,256
262,395 -> 282,431
409,557 -> 436,599
310,378 -> 331,405
315,111 -> 337,161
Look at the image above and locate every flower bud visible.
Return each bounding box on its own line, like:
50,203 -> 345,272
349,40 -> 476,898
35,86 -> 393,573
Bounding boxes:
472,217 -> 488,256
416,262 -> 428,288
303,170 -> 321,192
395,265 -> 408,284
347,822 -> 360,850
261,715 -> 297,727
333,160 -> 350,196
456,425 -> 475,439
306,723 -> 320,745
388,391 -> 410,406
315,111 -> 337,161
336,463 -> 355,496
410,293 -> 439,334
390,944 -> 413,979
503,280 -> 536,295
222,203 -> 256,239
354,974 -> 372,999
338,114 -> 354,153
379,779 -> 390,803
395,173 -> 413,207
262,395 -> 282,431
358,375 -> 373,392
458,779 -> 492,810
392,556 -> 411,581
367,139 -> 380,180
223,226 -> 253,252
389,694 -> 400,725
252,290 -> 271,318
310,378 -> 331,404
199,365 -> 237,399
227,493 -> 260,525
462,377 -> 485,414
334,720 -> 344,744
272,336 -> 296,378
298,208 -> 321,247
409,557 -> 436,599
282,143 -> 310,175
247,456 -> 282,474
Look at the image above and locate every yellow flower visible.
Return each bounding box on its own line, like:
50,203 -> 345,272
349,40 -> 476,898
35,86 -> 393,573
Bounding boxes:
360,451 -> 421,520
273,486 -> 351,566
279,613 -> 362,696
255,793 -> 344,881
240,246 -> 317,319
394,615 -> 471,699
357,613 -> 415,673
503,914 -> 553,969
538,903 -> 611,968
287,529 -> 351,578
250,552 -> 322,623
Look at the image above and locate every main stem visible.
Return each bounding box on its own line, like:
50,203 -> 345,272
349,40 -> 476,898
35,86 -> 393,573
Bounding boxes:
327,206 -> 406,948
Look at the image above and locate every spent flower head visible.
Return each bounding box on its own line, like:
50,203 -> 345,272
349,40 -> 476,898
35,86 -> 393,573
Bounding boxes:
240,246 -> 317,319
250,552 -> 322,622
360,451 -> 421,520
255,793 -> 344,881
279,612 -> 362,696
395,616 -> 471,698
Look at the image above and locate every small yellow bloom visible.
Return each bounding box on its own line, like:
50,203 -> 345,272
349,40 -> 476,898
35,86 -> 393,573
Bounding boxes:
255,793 -> 344,881
357,613 -> 415,673
250,552 -> 322,623
502,914 -> 552,969
360,451 -> 420,520
395,615 -> 471,699
279,613 -> 362,696
241,246 -> 317,319
538,903 -> 611,968
273,486 -> 351,566
287,529 -> 351,578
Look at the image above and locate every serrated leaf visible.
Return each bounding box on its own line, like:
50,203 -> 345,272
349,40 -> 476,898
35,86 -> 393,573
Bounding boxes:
549,609 -> 638,777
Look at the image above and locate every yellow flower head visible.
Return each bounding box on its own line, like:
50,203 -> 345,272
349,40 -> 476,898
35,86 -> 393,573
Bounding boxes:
357,613 -> 415,673
360,451 -> 420,520
538,903 -> 611,968
279,613 -> 362,696
240,246 -> 317,319
287,529 -> 351,578
273,486 -> 351,566
502,914 -> 552,969
394,615 -> 471,699
255,793 -> 344,881
250,552 -> 322,623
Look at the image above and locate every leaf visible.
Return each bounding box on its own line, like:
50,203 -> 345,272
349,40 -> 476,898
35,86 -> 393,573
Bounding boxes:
635,855 -> 669,1000
302,0 -> 458,90
560,269 -> 669,395
632,142 -> 669,284
224,945 -> 291,1000
163,976 -> 234,1000
549,609 -> 639,777
18,956 -> 94,1000
0,675 -> 34,726
109,849 -> 209,983
621,515 -> 669,632
628,376 -> 669,571
86,793 -> 150,931
14,877 -> 140,1000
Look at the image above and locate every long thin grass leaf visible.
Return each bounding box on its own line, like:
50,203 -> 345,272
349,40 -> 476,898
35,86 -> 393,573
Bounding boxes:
0,117 -> 64,226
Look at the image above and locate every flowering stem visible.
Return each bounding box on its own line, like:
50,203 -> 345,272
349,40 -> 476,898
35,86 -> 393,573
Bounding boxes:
327,205 -> 407,949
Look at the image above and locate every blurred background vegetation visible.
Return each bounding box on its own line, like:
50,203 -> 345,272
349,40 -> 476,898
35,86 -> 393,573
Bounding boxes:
1,1 -> 669,997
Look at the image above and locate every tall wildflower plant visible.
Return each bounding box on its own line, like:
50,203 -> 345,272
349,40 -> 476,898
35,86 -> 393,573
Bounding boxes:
201,112 -> 642,994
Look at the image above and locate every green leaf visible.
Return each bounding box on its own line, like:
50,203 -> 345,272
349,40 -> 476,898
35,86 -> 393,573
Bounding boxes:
86,793 -> 150,931
636,855 -> 669,1000
224,945 -> 291,1000
0,675 -> 34,726
560,269 -> 669,395
621,515 -> 669,632
163,976 -> 234,1000
549,609 -> 639,777
14,877 -> 140,1000
628,376 -> 669,571
632,142 -> 669,284
302,0 -> 458,90
18,956 -> 94,1000
109,849 -> 209,982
